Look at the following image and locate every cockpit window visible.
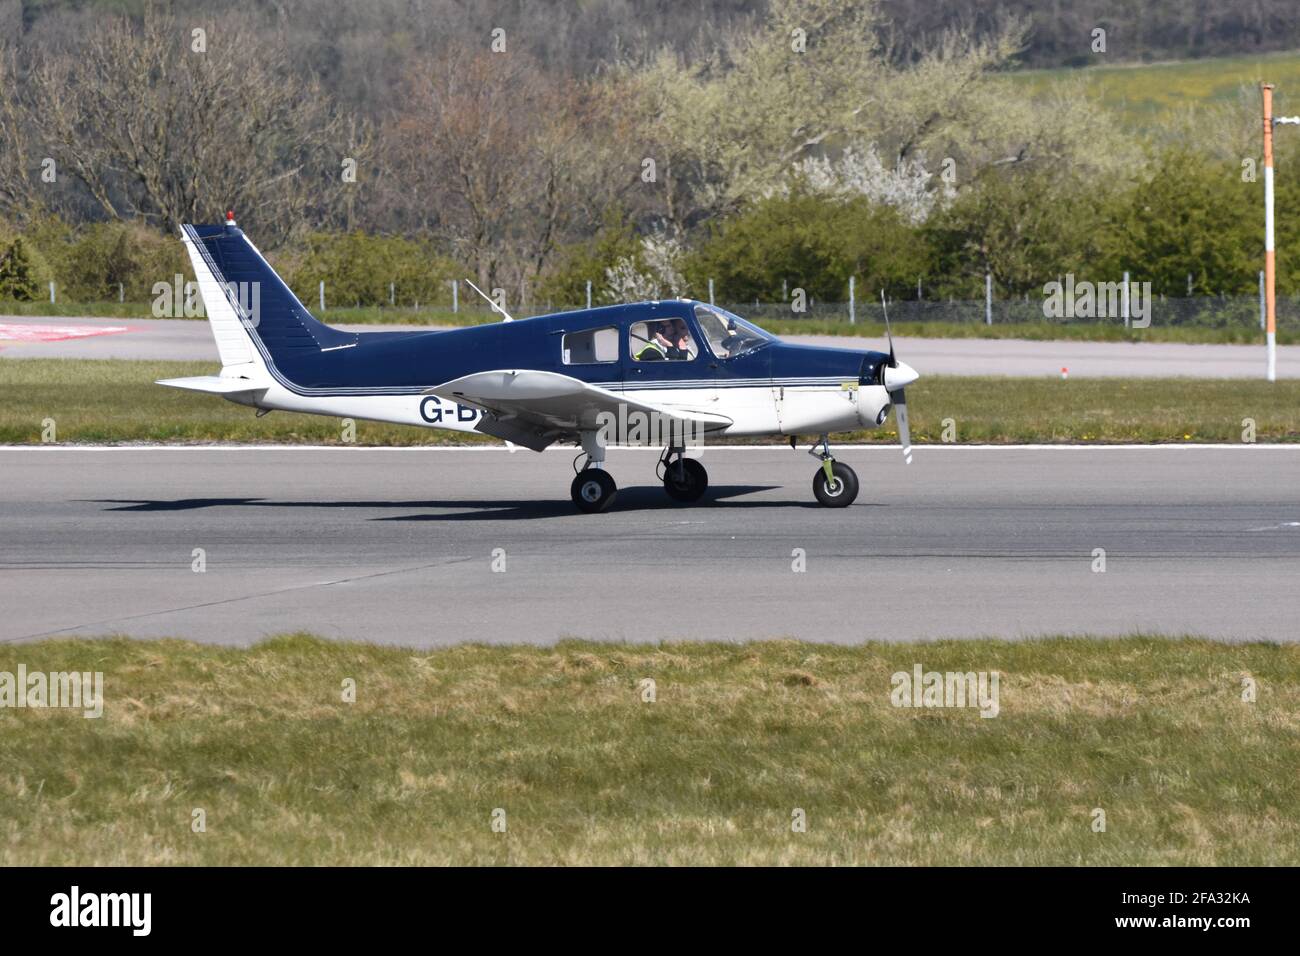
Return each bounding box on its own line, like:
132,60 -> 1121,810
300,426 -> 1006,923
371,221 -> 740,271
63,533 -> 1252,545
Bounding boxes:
693,305 -> 773,359
630,318 -> 698,362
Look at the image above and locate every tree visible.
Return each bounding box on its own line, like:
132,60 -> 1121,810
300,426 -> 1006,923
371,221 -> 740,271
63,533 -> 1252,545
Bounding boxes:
31,6 -> 348,242
0,237 -> 41,301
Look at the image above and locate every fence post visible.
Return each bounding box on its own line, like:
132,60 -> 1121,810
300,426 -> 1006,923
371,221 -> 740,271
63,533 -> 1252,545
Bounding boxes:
1122,271 -> 1130,328
118,282 -> 124,303
586,280 -> 592,310
1187,273 -> 1193,296
917,276 -> 922,301
848,275 -> 855,325
782,278 -> 787,300
1259,270 -> 1266,330
708,278 -> 715,306
389,282 -> 395,306
49,281 -> 55,304
984,273 -> 992,325
452,279 -> 459,313
319,281 -> 325,312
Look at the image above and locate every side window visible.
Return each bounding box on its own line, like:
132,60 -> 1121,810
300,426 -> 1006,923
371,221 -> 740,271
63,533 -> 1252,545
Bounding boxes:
562,326 -> 618,364
629,318 -> 698,362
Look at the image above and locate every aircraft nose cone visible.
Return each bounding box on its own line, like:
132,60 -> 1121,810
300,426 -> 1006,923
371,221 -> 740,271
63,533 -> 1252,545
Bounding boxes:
883,361 -> 919,391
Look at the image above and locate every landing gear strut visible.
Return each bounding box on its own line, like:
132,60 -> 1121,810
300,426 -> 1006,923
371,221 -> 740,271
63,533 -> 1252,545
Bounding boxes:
570,431 -> 618,513
660,446 -> 708,503
809,433 -> 858,508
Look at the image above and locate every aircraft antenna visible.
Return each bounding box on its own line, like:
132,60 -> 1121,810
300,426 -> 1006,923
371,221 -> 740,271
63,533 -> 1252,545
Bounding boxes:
464,278 -> 514,322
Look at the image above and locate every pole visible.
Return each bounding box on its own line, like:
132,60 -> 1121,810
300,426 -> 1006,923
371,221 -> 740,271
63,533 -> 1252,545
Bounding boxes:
319,280 -> 325,313
985,272 -> 992,325
1122,271 -> 1130,328
1259,270 -> 1266,330
848,275 -> 856,325
452,279 -> 459,313
49,281 -> 55,304
389,282 -> 395,306
118,282 -> 124,303
1264,83 -> 1278,382
585,280 -> 592,310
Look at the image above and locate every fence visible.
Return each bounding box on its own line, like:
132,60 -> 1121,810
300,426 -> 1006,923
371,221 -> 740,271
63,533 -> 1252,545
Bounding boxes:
22,276 -> 1300,332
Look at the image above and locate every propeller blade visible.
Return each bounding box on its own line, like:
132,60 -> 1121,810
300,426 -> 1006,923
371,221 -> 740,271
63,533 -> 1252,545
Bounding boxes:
892,388 -> 912,465
880,290 -> 896,366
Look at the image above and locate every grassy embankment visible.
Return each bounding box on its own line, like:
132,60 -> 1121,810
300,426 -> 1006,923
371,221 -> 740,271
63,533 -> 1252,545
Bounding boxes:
2,634 -> 1296,865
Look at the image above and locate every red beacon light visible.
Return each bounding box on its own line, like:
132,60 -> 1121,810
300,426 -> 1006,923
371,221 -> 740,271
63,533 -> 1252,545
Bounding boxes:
225,209 -> 236,225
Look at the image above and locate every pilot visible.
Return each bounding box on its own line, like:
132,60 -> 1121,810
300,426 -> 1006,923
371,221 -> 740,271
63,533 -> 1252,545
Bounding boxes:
666,319 -> 692,360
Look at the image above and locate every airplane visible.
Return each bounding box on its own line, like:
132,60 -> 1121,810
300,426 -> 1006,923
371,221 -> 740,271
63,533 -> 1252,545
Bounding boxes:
158,213 -> 920,513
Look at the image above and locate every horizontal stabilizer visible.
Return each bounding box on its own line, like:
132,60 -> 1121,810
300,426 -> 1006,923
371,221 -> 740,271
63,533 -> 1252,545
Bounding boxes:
156,376 -> 268,399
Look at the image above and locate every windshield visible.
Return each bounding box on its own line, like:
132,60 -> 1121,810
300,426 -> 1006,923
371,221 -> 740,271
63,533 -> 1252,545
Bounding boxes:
693,305 -> 774,359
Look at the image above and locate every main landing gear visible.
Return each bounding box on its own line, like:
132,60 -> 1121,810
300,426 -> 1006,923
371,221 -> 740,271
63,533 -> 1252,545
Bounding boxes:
808,433 -> 859,508
569,435 -> 712,513
570,431 -> 618,513
659,446 -> 708,503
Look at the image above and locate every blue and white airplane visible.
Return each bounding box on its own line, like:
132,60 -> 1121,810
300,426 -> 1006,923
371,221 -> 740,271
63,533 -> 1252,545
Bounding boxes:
159,214 -> 919,512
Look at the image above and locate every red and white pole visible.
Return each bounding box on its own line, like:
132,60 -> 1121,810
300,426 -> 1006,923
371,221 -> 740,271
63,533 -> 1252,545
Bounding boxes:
1263,84 -> 1277,382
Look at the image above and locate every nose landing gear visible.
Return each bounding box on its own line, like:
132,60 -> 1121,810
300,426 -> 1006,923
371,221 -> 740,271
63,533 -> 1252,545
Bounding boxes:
809,434 -> 858,508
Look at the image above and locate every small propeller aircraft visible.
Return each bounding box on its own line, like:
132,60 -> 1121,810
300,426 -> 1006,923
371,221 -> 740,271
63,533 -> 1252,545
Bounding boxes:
159,214 -> 919,512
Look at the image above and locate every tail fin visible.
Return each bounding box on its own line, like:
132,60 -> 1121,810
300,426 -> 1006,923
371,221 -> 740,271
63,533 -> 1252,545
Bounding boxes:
179,219 -> 354,376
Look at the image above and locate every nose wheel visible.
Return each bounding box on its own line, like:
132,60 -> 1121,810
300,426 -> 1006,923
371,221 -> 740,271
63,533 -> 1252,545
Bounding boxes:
660,448 -> 708,503
809,434 -> 858,508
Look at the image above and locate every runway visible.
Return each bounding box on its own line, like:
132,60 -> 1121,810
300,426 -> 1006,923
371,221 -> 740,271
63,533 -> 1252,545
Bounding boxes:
1,314 -> 1292,377
2,446 -> 1297,645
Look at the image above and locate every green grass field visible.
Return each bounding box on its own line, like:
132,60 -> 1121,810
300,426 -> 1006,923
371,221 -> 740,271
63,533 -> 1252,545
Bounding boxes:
1005,49 -> 1300,123
1,358 -> 1296,445
1,634 -> 1295,865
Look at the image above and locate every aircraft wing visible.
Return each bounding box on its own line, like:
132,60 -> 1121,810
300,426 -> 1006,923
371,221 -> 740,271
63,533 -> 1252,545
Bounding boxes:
424,370 -> 733,452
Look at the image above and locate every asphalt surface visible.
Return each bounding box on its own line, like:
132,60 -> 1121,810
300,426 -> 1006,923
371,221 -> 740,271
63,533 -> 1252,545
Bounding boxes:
1,314 -> 1293,377
2,446 -> 1297,645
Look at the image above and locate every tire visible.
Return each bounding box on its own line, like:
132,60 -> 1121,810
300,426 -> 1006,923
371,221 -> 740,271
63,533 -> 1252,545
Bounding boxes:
571,469 -> 618,513
663,457 -> 708,503
812,462 -> 858,508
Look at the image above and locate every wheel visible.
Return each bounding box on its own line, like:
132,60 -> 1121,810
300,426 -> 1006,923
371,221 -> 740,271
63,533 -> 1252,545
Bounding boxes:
663,457 -> 708,503
812,461 -> 858,508
570,469 -> 618,513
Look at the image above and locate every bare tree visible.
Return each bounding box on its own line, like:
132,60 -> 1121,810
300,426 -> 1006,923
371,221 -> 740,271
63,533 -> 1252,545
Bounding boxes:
30,6 -> 348,242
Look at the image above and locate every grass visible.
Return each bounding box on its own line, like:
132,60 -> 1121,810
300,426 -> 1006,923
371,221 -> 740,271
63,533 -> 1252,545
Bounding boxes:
1004,49 -> 1300,124
1,358 -> 1298,444
1,634 -> 1296,865
4,299 -> 1295,344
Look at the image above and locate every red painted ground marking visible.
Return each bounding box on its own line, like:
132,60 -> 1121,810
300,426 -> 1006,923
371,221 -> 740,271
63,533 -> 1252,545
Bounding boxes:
0,322 -> 135,343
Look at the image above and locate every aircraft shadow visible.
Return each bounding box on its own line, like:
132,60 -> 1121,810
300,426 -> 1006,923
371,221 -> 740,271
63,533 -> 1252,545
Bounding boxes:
85,485 -> 863,521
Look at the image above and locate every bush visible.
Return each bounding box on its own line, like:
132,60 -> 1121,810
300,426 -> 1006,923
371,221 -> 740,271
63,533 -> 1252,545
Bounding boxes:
279,232 -> 461,309
686,190 -> 928,302
6,216 -> 187,302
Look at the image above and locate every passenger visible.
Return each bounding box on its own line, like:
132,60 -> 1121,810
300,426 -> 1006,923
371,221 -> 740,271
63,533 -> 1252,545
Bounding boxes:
635,321 -> 672,361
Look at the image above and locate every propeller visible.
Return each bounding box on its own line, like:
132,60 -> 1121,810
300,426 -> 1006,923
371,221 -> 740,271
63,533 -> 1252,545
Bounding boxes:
880,291 -> 919,464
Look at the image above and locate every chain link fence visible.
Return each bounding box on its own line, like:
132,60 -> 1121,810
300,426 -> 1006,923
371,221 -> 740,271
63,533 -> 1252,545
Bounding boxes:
710,295 -> 1300,330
